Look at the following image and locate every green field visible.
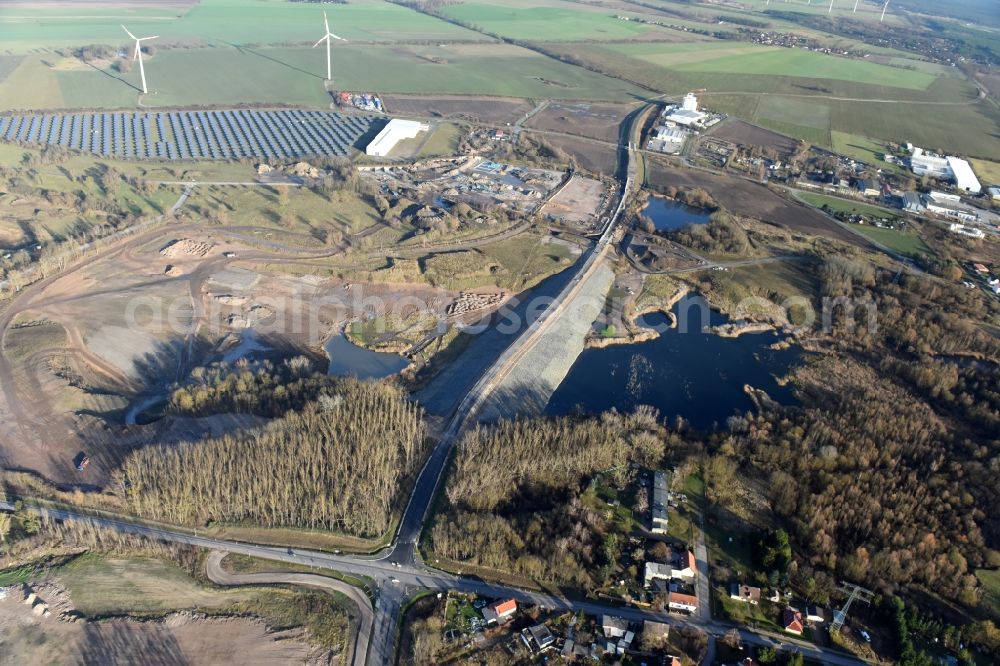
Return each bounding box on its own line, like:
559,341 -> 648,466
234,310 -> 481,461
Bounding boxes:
831,131 -> 904,173
798,193 -> 900,221
0,42 -> 645,111
442,1 -> 662,41
0,0 -> 480,53
673,47 -> 935,90
605,41 -> 937,92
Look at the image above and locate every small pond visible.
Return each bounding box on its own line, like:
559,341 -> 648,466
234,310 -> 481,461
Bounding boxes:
325,329 -> 409,380
642,196 -> 712,231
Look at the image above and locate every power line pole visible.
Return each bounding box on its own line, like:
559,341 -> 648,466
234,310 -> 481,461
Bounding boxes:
831,582 -> 874,632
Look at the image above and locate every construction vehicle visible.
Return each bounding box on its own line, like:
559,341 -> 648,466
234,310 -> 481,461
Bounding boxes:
75,453 -> 90,471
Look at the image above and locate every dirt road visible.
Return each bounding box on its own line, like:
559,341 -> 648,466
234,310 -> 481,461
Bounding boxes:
205,551 -> 373,666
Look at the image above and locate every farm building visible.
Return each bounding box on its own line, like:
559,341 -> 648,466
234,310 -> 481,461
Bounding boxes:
366,118 -> 429,157
663,93 -> 707,128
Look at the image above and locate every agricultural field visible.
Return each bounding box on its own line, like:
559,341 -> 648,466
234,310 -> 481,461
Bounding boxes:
380,94 -> 535,126
0,43 -> 646,111
845,223 -> 931,258
707,119 -> 800,157
441,0 -> 672,42
0,0 -> 481,53
524,100 -> 639,143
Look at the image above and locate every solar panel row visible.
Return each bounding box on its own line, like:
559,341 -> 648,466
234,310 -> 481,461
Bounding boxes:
0,109 -> 374,161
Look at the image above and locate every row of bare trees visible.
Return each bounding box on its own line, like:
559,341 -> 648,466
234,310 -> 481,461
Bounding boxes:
118,380 -> 425,536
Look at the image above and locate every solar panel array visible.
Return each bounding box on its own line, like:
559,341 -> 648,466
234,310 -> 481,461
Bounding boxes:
0,109 -> 375,161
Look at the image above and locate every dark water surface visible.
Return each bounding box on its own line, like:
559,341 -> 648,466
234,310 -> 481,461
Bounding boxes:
545,294 -> 801,429
643,196 -> 712,231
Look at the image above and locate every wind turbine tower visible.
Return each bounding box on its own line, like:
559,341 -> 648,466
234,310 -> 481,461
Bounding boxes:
829,0 -> 834,13
313,11 -> 345,81
121,25 -> 158,95
853,0 -> 859,12
881,0 -> 889,22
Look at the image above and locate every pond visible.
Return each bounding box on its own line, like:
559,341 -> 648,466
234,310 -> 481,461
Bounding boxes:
642,196 -> 712,232
544,294 -> 801,430
325,329 -> 409,380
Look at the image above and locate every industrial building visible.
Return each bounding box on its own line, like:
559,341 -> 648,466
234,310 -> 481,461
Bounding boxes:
908,146 -> 982,194
662,93 -> 708,128
651,471 -> 669,534
365,118 -> 429,157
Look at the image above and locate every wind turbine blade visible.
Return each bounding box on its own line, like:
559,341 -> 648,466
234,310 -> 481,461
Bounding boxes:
324,11 -> 330,35
121,24 -> 137,40
134,44 -> 140,60
329,33 -> 345,41
313,36 -> 327,48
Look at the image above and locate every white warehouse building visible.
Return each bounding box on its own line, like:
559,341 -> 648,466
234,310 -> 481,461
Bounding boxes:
366,119 -> 429,157
909,146 -> 982,194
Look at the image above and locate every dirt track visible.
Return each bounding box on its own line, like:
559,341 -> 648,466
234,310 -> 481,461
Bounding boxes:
205,551 -> 373,666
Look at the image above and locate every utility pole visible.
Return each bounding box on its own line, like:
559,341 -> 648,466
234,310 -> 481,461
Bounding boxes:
831,582 -> 874,632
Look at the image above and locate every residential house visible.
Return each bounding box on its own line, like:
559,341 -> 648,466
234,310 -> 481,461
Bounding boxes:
667,656 -> 683,666
672,549 -> 697,579
644,561 -> 672,588
521,623 -> 555,652
783,608 -> 804,635
729,583 -> 761,605
482,598 -> 517,625
668,591 -> 699,613
602,615 -> 629,639
902,191 -> 925,213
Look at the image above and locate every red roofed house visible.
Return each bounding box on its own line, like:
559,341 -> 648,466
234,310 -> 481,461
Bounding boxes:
783,608 -> 804,635
668,591 -> 699,613
671,549 -> 697,579
667,656 -> 683,666
483,598 -> 517,625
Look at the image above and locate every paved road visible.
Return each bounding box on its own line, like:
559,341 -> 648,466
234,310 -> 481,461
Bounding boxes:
205,551 -> 373,666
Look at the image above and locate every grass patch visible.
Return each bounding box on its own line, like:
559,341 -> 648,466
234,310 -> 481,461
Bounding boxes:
831,131 -> 904,173
58,554 -> 255,615
975,569 -> 1000,621
847,224 -> 930,257
969,158 -> 1000,186
481,233 -> 577,291
2,321 -> 67,364
797,193 -> 900,220
418,123 -> 462,157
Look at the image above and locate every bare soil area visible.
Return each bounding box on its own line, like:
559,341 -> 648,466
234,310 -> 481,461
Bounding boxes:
541,174 -> 608,226
707,119 -> 799,157
527,132 -> 619,177
646,160 -> 873,248
381,94 -> 535,125
0,218 -> 461,484
525,101 -> 638,142
0,584 -> 318,666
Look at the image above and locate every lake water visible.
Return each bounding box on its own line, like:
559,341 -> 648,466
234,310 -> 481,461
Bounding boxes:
643,196 -> 712,231
325,330 -> 409,380
545,294 -> 801,430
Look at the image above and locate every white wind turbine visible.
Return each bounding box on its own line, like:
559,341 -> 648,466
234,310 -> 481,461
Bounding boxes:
853,0 -> 859,12
121,24 -> 158,95
880,0 -> 889,22
829,0 -> 834,13
313,11 -> 345,81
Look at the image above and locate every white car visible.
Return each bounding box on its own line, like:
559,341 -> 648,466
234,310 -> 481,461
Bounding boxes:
860,630 -> 872,642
